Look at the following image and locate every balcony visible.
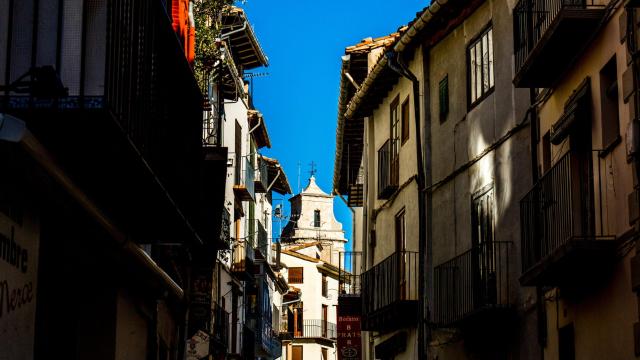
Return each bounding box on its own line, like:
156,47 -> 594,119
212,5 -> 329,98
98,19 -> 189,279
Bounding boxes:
220,208 -> 232,249
212,302 -> 230,351
283,319 -> 337,341
433,242 -> 513,328
513,0 -> 605,87
254,159 -> 270,193
520,151 -> 616,287
362,251 -> 419,333
339,251 -> 363,297
377,139 -> 399,200
0,0 -> 209,246
254,321 -> 282,359
247,219 -> 269,259
231,233 -> 255,280
234,156 -> 255,201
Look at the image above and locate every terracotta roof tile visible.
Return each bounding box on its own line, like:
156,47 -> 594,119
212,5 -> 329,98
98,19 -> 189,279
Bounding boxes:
345,26 -> 408,54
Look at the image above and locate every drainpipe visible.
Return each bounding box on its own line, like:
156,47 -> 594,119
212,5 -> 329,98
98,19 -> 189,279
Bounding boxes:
248,114 -> 262,134
386,51 -> 428,359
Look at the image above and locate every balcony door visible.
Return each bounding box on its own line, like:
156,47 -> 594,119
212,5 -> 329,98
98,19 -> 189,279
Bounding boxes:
390,97 -> 400,187
568,107 -> 595,240
322,304 -> 328,338
395,209 -> 407,300
471,186 -> 496,307
293,303 -> 303,337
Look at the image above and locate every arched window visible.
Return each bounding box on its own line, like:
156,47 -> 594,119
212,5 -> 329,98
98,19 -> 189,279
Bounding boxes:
314,210 -> 321,228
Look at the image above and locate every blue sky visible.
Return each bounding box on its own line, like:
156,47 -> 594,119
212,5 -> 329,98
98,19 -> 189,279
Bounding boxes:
241,1 -> 427,244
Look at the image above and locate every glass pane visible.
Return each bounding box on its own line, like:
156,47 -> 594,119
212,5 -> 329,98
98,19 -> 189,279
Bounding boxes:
488,29 -> 494,89
482,33 -> 489,92
470,47 -> 477,102
475,43 -> 482,100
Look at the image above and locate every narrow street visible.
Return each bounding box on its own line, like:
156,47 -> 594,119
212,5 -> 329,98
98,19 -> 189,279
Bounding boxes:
2,0 -> 640,359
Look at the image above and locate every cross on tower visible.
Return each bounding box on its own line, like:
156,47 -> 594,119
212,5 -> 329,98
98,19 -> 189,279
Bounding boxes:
308,161 -> 317,178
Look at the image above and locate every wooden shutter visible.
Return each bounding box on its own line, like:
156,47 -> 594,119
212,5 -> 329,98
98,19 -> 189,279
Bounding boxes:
401,98 -> 410,143
288,267 -> 303,284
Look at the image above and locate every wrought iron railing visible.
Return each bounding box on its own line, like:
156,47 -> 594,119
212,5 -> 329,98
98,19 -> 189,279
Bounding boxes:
220,207 -> 231,248
254,159 -> 269,192
105,0 -> 202,158
520,151 -> 611,273
513,0 -> 602,72
433,241 -> 511,326
213,302 -> 230,348
232,232 -> 255,273
202,90 -> 223,146
235,156 -> 255,196
284,319 -> 337,340
268,335 -> 282,358
362,251 -> 419,316
377,139 -> 399,199
339,251 -> 363,296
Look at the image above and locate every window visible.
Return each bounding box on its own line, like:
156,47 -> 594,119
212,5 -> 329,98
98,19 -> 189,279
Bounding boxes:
472,186 -> 495,247
468,26 -> 494,107
390,96 -> 400,159
288,267 -> 303,284
314,210 -> 321,228
322,274 -> 328,297
600,56 -> 620,150
439,75 -> 449,122
401,97 -> 410,144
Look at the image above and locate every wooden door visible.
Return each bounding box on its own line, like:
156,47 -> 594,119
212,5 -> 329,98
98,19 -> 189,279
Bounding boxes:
292,345 -> 303,360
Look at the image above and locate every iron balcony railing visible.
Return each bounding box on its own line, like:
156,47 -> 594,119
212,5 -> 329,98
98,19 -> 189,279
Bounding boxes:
377,139 -> 400,199
513,0 -> 601,73
257,225 -> 269,258
268,335 -> 282,358
339,251 -> 363,296
520,151 -> 611,273
220,207 -> 231,248
232,232 -> 255,273
213,302 -> 230,348
202,91 -> 223,146
433,241 -> 511,326
105,0 -> 203,159
234,156 -> 255,200
254,159 -> 269,193
284,319 -> 337,340
362,251 -> 419,316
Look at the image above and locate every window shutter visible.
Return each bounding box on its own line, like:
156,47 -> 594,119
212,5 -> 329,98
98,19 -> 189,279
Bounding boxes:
439,75 -> 449,121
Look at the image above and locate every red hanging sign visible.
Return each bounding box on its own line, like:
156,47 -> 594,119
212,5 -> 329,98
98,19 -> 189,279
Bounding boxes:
337,314 -> 362,360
